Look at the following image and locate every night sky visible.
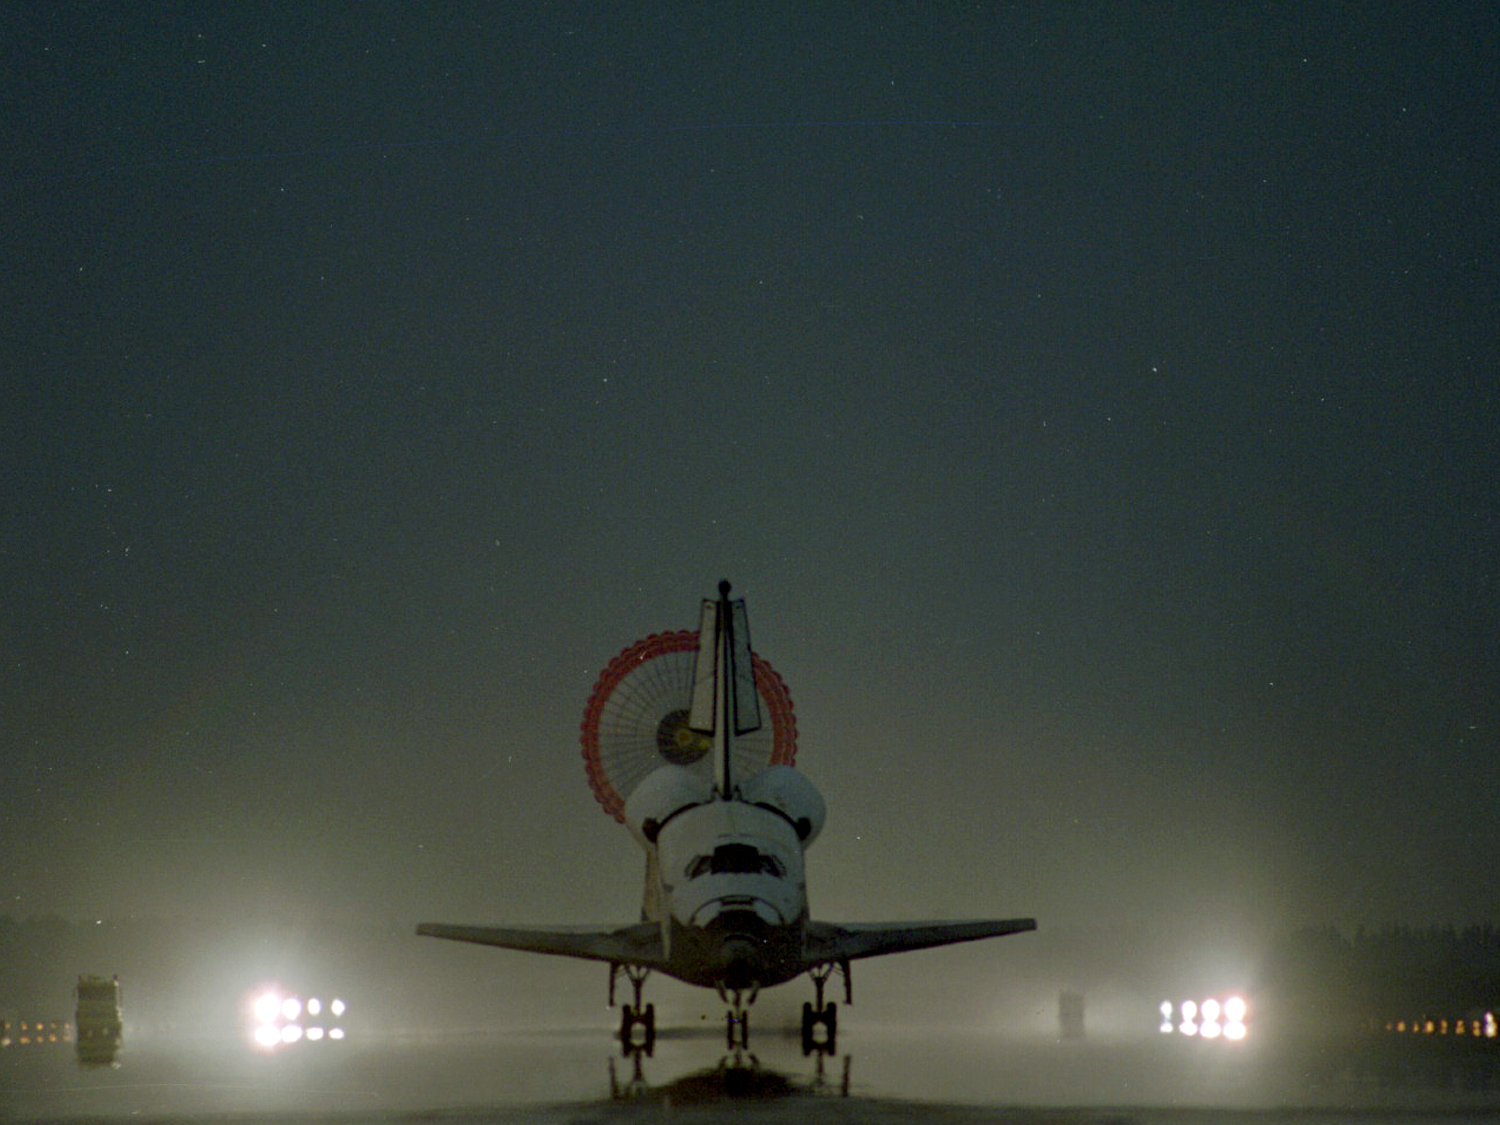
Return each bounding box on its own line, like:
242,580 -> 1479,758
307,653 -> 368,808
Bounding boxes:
3,4 -> 1496,948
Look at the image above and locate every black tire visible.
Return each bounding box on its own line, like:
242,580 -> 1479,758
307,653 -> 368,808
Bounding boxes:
620,1005 -> 635,1042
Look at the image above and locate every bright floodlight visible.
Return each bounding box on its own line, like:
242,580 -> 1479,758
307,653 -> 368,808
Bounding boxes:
307,998 -> 322,1016
1224,996 -> 1247,1022
253,1024 -> 282,1049
1201,998 -> 1221,1021
253,991 -> 281,1025
1201,1019 -> 1222,1039
281,1024 -> 303,1044
1181,1000 -> 1197,1020
330,999 -> 346,1017
1225,1020 -> 1247,1040
1160,1000 -> 1173,1018
306,1027 -> 325,1041
282,997 -> 302,1022
329,1027 -> 345,1040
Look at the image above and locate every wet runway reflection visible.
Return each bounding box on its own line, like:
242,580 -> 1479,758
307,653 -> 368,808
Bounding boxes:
610,1042 -> 850,1103
5,1023 -> 1500,1123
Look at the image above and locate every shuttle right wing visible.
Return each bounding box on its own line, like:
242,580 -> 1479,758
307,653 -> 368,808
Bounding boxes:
804,917 -> 1036,964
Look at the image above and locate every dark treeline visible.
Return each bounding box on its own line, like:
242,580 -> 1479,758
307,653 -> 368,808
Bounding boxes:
4,916 -> 1498,1037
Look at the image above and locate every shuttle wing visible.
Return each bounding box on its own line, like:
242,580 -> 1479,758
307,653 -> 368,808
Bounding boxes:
416,921 -> 665,966
804,917 -> 1036,963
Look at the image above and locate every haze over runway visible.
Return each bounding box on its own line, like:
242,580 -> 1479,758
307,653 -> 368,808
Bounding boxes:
3,0 -> 1495,999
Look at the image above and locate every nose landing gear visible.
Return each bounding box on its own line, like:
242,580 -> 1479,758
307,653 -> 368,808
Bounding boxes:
726,1007 -> 749,1049
717,983 -> 758,1049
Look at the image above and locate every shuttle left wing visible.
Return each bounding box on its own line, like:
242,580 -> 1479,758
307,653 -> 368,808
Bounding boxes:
416,921 -> 665,967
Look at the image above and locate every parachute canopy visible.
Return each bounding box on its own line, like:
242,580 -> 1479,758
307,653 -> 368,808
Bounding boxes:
580,630 -> 797,822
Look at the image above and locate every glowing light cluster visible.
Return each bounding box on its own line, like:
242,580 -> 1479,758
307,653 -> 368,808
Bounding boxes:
1160,995 -> 1248,1040
248,987 -> 346,1051
1,1019 -> 68,1048
1385,1011 -> 1498,1039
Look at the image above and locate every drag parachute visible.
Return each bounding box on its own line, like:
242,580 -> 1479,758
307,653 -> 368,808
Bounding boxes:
579,629 -> 797,822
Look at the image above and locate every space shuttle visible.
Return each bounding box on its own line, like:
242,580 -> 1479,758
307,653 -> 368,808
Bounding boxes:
418,581 -> 1034,1051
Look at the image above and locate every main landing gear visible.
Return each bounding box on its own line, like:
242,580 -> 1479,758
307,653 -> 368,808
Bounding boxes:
801,960 -> 848,1055
610,963 -> 655,1054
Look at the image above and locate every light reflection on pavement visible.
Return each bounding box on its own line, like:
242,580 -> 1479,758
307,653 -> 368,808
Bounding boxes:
4,1024 -> 1500,1123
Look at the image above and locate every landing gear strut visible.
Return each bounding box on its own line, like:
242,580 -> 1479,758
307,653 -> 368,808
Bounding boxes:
610,963 -> 655,1054
801,960 -> 848,1055
717,983 -> 758,1049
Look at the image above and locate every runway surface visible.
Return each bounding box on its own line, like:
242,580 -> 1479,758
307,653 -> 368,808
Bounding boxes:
4,1023 -> 1499,1123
